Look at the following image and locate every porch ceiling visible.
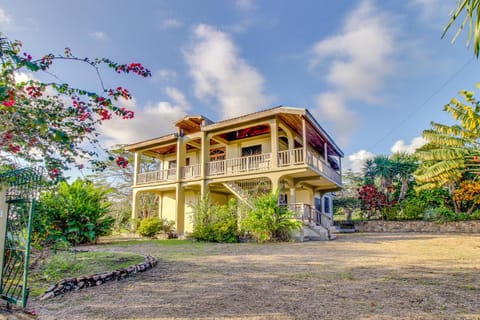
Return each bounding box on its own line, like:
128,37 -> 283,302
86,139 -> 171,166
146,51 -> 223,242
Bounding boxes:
278,114 -> 340,157
176,116 -> 204,134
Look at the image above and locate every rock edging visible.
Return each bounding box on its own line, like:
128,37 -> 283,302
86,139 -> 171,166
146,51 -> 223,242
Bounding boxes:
40,255 -> 158,300
353,220 -> 480,233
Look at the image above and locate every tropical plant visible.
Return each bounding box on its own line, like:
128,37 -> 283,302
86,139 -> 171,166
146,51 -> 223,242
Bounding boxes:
363,154 -> 418,202
443,0 -> 480,57
414,87 -> 480,211
453,179 -> 480,214
357,184 -> 390,219
242,191 -> 302,243
191,196 -> 239,243
34,179 -> 114,246
391,153 -> 419,201
0,33 -> 150,178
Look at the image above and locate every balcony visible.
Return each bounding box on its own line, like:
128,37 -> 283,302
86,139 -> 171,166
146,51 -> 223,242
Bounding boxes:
135,148 -> 341,186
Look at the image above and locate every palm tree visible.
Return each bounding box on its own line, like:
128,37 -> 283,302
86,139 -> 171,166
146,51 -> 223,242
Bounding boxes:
391,153 -> 418,201
363,154 -> 418,202
443,0 -> 480,57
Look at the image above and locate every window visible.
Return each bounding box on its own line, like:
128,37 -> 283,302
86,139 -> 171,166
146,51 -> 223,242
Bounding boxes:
168,160 -> 177,177
185,157 -> 190,166
210,148 -> 225,161
241,145 -> 262,157
324,196 -> 331,214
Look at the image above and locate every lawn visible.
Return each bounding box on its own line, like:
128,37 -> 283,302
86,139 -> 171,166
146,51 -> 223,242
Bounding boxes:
29,233 -> 480,319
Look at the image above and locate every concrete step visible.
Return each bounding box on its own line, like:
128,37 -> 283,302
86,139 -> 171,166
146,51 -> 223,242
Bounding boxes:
291,225 -> 330,241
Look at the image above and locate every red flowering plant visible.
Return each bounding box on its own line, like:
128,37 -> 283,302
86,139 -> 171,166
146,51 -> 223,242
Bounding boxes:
0,33 -> 150,177
358,184 -> 397,220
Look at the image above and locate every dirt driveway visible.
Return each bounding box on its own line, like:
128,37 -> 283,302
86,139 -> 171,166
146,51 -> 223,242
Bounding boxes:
28,233 -> 480,319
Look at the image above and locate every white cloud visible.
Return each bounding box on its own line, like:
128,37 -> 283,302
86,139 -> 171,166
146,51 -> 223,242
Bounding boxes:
89,31 -> 108,41
152,69 -> 177,82
390,136 -> 426,154
14,72 -> 36,83
344,149 -> 376,173
0,8 -> 12,26
234,0 -> 255,11
184,24 -> 271,119
311,0 -> 399,145
99,87 -> 190,147
313,92 -> 357,147
410,0 -> 452,27
164,86 -> 189,109
161,18 -> 182,29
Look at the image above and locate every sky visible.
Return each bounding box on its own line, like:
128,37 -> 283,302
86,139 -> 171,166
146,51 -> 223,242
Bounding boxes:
1,0 -> 478,174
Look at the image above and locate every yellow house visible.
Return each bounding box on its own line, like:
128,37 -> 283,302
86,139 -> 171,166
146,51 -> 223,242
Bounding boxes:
125,106 -> 343,240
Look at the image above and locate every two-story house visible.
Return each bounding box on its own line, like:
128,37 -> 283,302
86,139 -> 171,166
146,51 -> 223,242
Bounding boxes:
125,106 -> 343,240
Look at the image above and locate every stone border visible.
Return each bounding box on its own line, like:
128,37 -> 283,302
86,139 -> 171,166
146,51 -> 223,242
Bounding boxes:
352,220 -> 480,233
40,255 -> 158,300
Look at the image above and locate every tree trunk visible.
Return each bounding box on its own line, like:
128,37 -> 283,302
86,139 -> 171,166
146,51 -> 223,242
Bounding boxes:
447,182 -> 461,214
398,177 -> 408,201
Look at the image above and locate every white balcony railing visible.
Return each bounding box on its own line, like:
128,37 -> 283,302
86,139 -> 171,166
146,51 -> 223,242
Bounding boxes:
135,148 -> 341,185
208,153 -> 271,176
278,148 -> 304,166
181,164 -> 201,179
137,168 -> 176,185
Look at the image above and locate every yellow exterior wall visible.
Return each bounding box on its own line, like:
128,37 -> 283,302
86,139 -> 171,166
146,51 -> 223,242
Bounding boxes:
184,191 -> 197,233
160,191 -> 176,222
210,192 -> 229,205
185,150 -> 199,165
295,189 -> 312,206
225,137 -> 271,158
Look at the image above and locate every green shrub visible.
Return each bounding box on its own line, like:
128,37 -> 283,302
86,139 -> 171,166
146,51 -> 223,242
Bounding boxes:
396,198 -> 426,220
138,217 -> 162,238
242,191 -> 302,243
34,179 -> 114,246
191,196 -> 239,243
424,207 -> 456,222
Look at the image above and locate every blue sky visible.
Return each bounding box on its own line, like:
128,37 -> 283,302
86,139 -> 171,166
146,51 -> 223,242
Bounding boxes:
1,0 -> 478,173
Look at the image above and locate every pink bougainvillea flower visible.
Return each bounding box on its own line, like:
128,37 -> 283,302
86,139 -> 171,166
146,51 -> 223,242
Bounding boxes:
116,156 -> 128,168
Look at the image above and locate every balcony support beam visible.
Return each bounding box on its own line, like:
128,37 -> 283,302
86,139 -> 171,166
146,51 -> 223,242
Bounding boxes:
131,189 -> 140,230
270,119 -> 279,170
175,184 -> 185,234
302,118 -> 307,164
133,152 -> 141,186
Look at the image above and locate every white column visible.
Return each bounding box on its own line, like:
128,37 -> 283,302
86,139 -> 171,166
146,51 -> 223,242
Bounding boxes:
133,152 -> 141,185
270,119 -> 278,170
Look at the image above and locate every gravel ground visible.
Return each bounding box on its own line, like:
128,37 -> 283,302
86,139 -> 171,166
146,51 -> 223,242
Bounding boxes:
19,233 -> 480,319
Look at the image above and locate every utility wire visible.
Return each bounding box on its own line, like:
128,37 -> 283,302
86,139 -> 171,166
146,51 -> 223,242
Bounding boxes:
368,56 -> 475,152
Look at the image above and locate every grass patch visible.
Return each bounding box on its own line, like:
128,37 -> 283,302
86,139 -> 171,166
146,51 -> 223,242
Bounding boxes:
110,239 -> 195,247
28,251 -> 144,297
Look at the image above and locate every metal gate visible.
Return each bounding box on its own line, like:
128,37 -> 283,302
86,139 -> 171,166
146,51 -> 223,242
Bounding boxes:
0,168 -> 42,308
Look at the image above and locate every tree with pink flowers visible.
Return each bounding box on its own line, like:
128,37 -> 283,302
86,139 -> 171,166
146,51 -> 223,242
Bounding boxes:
0,33 -> 150,178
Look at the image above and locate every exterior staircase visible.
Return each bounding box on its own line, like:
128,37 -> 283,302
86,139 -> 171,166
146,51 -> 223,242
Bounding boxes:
223,181 -> 335,241
288,203 -> 336,241
222,181 -> 254,209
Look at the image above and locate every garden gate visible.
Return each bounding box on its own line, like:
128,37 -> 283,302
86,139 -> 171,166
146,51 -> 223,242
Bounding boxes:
0,168 -> 42,308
